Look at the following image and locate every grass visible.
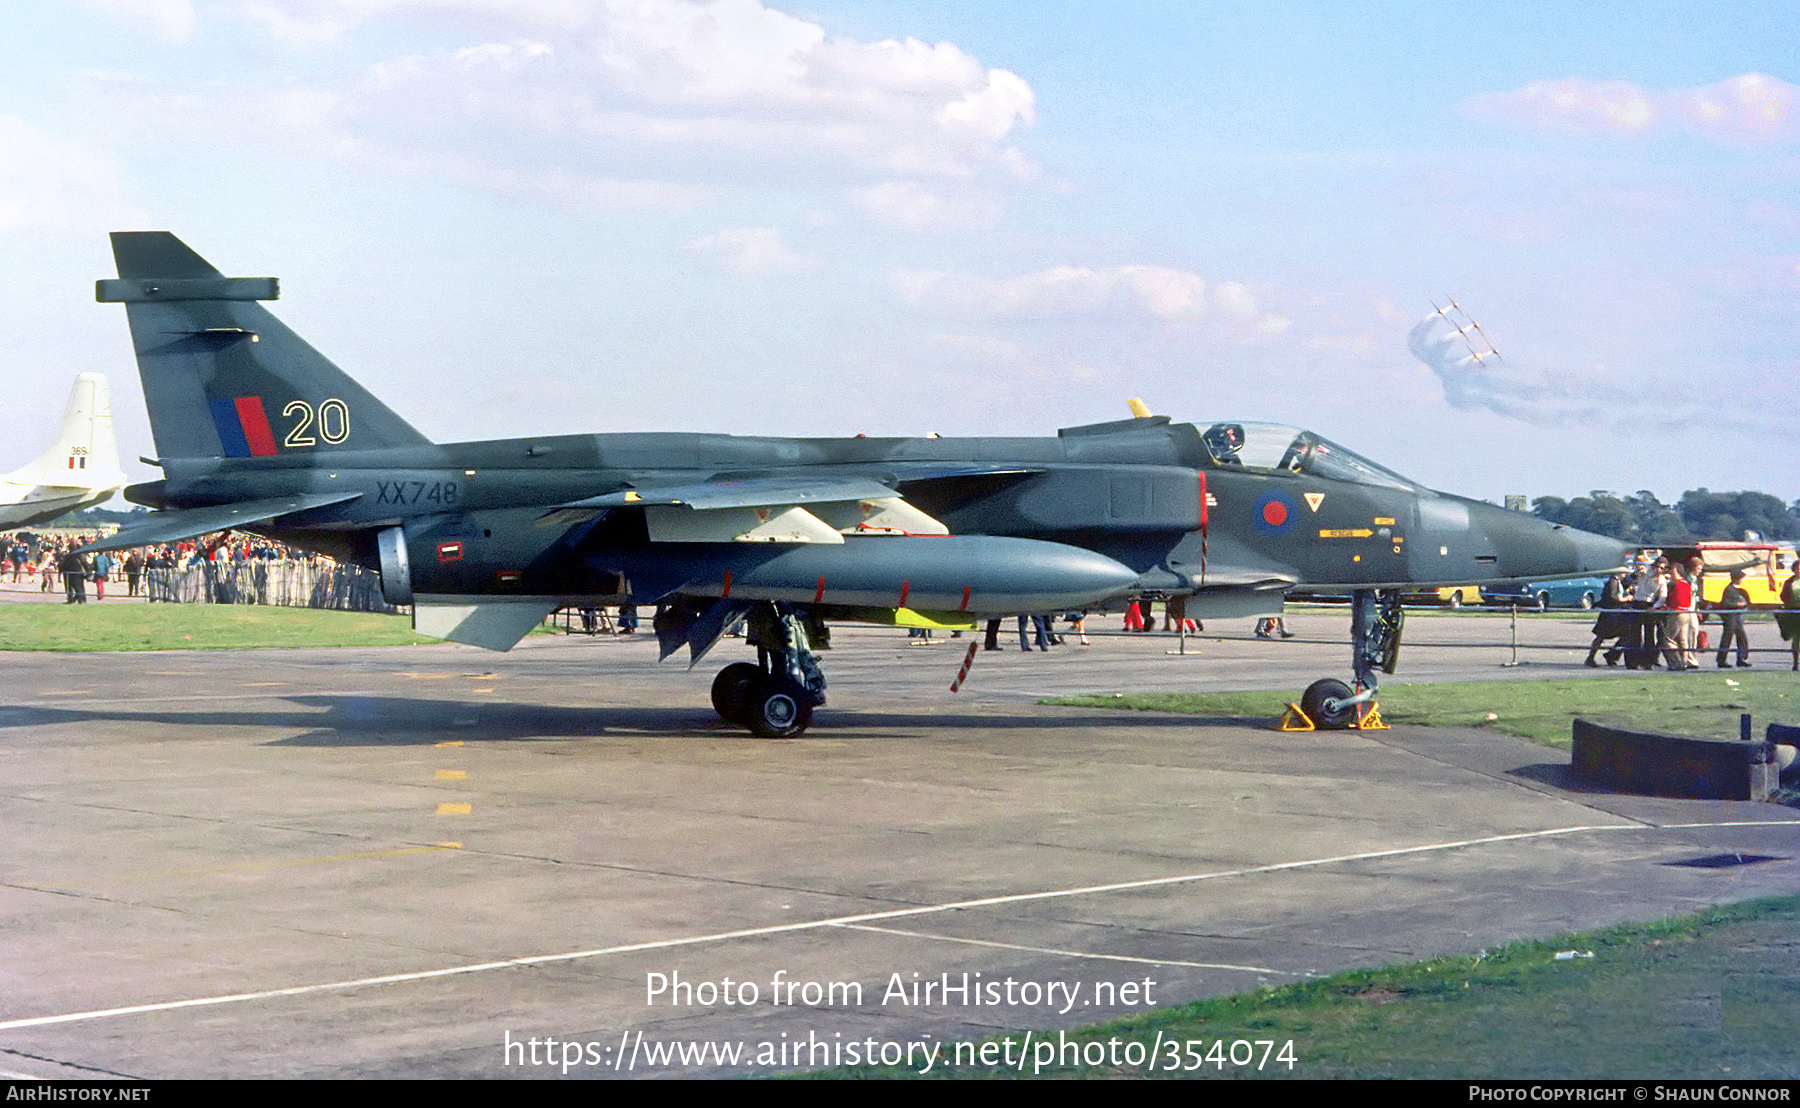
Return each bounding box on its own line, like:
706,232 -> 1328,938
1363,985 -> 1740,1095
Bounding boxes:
0,602 -> 437,651
1049,671 -> 1800,749
806,895 -> 1800,1079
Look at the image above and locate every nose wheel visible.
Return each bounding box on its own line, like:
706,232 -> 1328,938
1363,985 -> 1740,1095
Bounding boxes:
1292,589 -> 1402,730
1299,678 -> 1359,730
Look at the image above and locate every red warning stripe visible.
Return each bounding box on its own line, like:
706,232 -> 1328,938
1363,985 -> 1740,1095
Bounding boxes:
235,396 -> 279,457
1198,470 -> 1209,581
898,581 -> 910,607
958,586 -> 970,612
722,569 -> 733,598
814,576 -> 826,604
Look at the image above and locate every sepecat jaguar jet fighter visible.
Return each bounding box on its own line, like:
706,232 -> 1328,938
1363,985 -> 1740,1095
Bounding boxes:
85,233 -> 1625,735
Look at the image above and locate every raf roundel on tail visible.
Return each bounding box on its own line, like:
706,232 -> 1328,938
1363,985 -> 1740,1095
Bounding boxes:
85,233 -> 1627,736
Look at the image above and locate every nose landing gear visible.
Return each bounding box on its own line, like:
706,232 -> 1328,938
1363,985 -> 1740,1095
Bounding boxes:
1295,588 -> 1401,730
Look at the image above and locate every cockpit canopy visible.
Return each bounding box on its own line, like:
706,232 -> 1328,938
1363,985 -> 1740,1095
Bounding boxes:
1199,422 -> 1416,491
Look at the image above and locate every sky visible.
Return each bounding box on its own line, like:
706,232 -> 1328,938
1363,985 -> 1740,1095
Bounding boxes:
0,0 -> 1795,505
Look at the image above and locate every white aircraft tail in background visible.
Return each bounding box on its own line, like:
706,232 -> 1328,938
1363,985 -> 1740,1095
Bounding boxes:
0,372 -> 127,528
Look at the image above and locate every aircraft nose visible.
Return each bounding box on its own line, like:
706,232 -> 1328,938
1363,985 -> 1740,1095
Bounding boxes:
1467,500 -> 1627,580
1564,526 -> 1631,576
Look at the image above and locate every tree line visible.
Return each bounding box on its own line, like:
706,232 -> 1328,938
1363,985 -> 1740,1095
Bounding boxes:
1530,489 -> 1800,544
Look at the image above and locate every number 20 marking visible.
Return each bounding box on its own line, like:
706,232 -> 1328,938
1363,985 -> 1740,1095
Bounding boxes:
282,399 -> 351,447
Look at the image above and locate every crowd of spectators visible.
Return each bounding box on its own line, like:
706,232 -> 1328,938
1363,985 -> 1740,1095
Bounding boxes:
1580,551 -> 1800,671
1,530 -> 341,605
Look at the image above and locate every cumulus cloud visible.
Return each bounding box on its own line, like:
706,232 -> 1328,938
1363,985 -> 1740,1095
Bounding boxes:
0,116 -> 137,233
98,0 -> 1037,208
895,264 -> 1290,335
687,226 -> 817,274
1464,72 -> 1799,146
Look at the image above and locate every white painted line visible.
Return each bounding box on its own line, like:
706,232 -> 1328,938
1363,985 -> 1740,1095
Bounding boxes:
3,820 -> 1793,1033
832,922 -> 1296,975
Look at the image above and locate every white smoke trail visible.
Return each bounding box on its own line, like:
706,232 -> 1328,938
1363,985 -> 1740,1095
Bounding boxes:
1406,313 -> 1778,435
1407,314 -> 1611,427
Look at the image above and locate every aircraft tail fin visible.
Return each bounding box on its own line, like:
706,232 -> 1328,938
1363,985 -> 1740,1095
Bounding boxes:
6,373 -> 125,489
98,232 -> 432,461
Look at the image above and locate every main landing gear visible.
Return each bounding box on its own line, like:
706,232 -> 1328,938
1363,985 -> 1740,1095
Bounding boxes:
1298,588 -> 1402,730
708,602 -> 828,737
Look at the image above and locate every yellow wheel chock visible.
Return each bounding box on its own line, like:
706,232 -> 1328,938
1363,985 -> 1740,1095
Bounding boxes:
1277,703 -> 1314,731
1275,698 -> 1389,731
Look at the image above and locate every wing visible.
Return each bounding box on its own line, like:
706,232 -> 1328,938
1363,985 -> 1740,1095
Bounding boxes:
554,476 -> 950,543
76,491 -> 364,553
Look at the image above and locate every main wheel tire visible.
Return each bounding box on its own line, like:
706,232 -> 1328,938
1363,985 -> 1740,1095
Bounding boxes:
747,679 -> 813,738
1579,593 -> 1595,610
1447,592 -> 1463,609
1536,592 -> 1551,611
711,663 -> 763,723
1300,678 -> 1358,730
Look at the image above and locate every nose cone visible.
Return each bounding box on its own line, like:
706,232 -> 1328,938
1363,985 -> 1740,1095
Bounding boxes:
1473,501 -> 1628,580
1563,526 -> 1632,576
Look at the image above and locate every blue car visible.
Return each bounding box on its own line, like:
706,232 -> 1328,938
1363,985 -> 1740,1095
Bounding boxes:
1481,576 -> 1609,610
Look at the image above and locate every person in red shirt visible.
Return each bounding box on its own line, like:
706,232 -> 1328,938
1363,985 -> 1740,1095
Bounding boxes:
1662,557 -> 1700,670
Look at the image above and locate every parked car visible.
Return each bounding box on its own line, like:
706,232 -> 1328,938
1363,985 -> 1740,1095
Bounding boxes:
1295,585 -> 1480,607
1481,576 -> 1608,610
1397,585 -> 1482,607
1436,585 -> 1481,608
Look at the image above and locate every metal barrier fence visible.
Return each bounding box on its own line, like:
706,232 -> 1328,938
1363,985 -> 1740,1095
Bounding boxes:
142,561 -> 400,614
